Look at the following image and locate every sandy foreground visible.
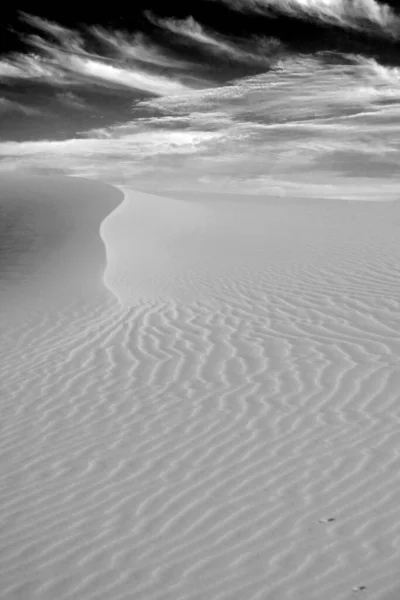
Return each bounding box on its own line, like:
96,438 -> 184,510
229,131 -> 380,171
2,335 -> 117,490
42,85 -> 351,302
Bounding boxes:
1,173 -> 400,600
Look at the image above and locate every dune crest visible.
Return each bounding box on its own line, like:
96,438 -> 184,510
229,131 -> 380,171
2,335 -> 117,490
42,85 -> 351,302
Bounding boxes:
2,176 -> 400,599
0,173 -> 123,310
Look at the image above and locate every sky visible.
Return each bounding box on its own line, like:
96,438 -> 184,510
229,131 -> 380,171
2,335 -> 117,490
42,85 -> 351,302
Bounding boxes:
1,1 -> 400,198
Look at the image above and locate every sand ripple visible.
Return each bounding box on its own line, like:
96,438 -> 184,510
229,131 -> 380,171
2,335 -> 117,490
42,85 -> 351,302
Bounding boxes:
1,183 -> 400,600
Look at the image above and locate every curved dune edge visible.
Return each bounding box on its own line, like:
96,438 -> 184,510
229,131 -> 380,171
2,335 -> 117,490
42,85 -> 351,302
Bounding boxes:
99,186 -> 213,304
0,173 -> 124,312
2,182 -> 400,599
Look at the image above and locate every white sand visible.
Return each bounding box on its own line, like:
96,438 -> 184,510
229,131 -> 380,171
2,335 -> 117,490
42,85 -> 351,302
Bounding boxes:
1,174 -> 400,600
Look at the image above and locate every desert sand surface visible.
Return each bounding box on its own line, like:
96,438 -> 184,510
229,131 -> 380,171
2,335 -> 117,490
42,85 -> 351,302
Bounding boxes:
1,173 -> 400,600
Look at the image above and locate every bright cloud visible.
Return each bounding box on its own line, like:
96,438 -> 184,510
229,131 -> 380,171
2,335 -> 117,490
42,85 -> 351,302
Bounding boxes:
0,12 -> 287,95
90,27 -> 189,69
147,14 -> 282,66
0,14 -> 199,95
1,52 -> 400,198
212,0 -> 400,37
1,11 -> 400,198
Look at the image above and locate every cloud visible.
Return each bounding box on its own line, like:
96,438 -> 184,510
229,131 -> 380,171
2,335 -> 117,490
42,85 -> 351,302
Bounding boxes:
0,128 -> 225,173
211,0 -> 400,38
0,97 -> 42,116
2,51 -> 400,199
0,54 -> 58,81
21,13 -> 83,45
22,14 -> 191,71
2,10 -> 400,202
0,14 -> 198,95
0,11 -> 286,98
56,91 -> 87,110
0,52 -> 191,95
147,14 -> 282,66
90,27 -> 190,70
65,56 -> 191,95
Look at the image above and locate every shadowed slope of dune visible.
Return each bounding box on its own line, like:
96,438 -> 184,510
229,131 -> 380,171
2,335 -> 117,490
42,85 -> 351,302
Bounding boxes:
0,174 -> 123,307
1,180 -> 400,600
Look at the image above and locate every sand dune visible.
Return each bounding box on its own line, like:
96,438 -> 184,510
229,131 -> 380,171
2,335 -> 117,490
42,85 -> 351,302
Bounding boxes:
1,174 -> 400,599
0,174 -> 122,309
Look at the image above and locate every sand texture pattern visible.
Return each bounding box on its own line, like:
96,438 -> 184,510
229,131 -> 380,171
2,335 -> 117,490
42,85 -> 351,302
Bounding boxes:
1,175 -> 400,600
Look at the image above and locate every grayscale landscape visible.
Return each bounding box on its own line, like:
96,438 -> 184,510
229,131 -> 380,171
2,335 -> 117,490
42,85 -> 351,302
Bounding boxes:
1,3 -> 400,599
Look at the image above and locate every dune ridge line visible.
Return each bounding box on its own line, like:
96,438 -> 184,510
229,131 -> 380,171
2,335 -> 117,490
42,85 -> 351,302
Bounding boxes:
1,175 -> 400,599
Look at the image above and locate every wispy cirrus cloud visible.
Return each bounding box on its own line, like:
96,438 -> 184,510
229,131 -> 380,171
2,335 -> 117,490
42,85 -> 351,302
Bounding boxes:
1,53 -> 400,198
139,53 -> 400,135
0,53 -> 193,95
210,0 -> 400,38
2,9 -> 400,199
0,97 -> 42,116
89,27 -> 190,70
0,11 -> 288,98
0,14 -> 200,95
146,14 -> 282,66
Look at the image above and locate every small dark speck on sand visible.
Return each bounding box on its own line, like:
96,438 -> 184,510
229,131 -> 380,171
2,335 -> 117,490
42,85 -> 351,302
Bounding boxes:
318,517 -> 336,523
352,586 -> 367,592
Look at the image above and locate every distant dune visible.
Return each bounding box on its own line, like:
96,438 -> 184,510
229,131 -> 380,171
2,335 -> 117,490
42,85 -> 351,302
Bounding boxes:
1,173 -> 400,600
